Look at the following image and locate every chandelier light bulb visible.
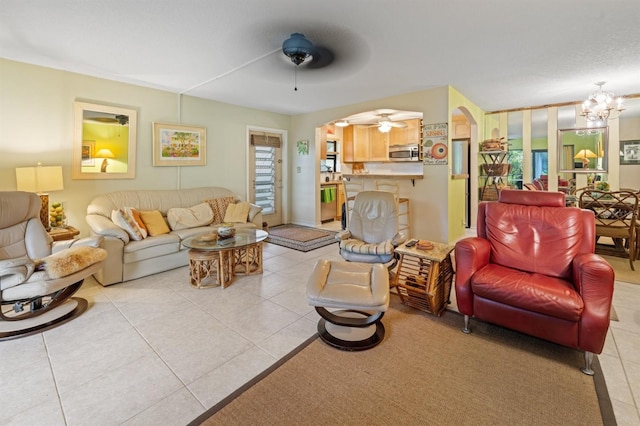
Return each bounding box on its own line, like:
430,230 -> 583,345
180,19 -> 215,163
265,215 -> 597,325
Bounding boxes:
580,82 -> 625,124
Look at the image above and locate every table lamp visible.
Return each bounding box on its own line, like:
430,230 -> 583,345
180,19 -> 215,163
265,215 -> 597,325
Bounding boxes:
15,163 -> 64,231
95,148 -> 115,172
574,149 -> 597,169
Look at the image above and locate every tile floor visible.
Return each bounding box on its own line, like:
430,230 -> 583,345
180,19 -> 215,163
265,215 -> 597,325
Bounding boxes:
0,222 -> 638,425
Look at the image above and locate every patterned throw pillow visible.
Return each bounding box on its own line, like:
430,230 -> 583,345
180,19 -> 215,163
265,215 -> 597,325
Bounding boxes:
339,239 -> 393,255
203,196 -> 236,224
111,209 -> 144,241
124,207 -> 148,238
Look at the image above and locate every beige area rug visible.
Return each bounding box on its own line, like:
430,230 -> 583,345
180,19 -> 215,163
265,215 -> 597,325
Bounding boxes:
266,224 -> 337,252
193,296 -> 614,426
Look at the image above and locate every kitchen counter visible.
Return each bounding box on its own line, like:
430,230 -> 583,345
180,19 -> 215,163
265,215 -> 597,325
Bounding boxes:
321,180 -> 343,186
342,174 -> 423,179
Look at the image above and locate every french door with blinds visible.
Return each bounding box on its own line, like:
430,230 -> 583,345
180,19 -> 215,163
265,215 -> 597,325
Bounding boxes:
249,130 -> 283,227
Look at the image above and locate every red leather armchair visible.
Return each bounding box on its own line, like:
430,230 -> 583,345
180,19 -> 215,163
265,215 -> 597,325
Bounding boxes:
455,190 -> 614,375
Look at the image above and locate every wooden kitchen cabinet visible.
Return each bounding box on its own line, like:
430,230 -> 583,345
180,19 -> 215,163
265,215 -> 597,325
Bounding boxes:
317,125 -> 328,160
368,127 -> 389,161
336,183 -> 345,218
342,125 -> 388,162
388,118 -> 423,146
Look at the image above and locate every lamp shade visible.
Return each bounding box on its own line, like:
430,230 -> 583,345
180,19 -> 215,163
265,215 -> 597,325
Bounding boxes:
95,148 -> 115,159
574,149 -> 597,160
15,165 -> 64,193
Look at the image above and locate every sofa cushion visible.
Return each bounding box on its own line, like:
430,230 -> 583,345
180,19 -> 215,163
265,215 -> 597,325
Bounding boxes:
471,263 -> 584,322
139,210 -> 171,236
203,196 -> 236,224
123,234 -> 181,264
111,209 -> 144,241
167,203 -> 213,230
224,201 -> 251,223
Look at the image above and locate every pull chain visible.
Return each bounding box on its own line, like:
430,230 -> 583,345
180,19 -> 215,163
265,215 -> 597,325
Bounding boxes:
294,66 -> 298,91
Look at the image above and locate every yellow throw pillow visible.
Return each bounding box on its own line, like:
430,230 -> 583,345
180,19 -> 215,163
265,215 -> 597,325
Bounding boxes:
223,201 -> 251,223
139,210 -> 171,236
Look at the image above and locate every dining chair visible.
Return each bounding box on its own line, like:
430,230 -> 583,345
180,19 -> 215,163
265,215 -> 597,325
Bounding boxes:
342,180 -> 364,229
375,179 -> 410,236
579,189 -> 638,270
523,183 -> 538,191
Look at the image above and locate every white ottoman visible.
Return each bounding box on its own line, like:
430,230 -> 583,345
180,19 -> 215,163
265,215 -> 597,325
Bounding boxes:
307,260 -> 390,351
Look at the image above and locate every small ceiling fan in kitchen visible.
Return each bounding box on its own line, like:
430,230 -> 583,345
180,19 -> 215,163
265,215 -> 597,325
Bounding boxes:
368,113 -> 408,133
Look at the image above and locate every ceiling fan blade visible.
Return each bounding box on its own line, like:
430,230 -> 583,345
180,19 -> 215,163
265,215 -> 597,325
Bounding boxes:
389,121 -> 408,128
305,46 -> 334,69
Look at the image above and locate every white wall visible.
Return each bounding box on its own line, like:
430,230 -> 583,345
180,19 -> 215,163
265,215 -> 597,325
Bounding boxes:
620,116 -> 640,189
289,87 -> 456,243
0,59 -> 290,236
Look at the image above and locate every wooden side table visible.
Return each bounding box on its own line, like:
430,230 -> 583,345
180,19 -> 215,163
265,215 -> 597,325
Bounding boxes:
48,226 -> 80,241
393,241 -> 455,316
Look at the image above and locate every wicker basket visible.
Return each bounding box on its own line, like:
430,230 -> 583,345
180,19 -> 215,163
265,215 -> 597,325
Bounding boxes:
481,138 -> 506,151
395,254 -> 454,316
482,163 -> 511,176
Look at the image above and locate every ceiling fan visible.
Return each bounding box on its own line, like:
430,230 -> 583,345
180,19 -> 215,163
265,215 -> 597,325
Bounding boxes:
281,33 -> 334,90
85,114 -> 129,125
368,114 -> 408,133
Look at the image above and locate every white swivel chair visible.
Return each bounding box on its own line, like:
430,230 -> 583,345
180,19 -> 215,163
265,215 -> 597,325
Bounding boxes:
336,190 -> 407,269
0,191 -> 106,340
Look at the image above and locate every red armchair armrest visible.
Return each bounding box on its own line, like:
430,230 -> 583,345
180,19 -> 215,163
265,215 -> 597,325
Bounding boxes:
572,253 -> 615,354
454,237 -> 491,315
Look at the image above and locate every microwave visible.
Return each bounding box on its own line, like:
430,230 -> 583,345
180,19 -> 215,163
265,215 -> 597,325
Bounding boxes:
388,144 -> 421,162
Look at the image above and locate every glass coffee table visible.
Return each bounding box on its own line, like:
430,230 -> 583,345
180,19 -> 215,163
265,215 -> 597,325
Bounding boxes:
182,229 -> 268,289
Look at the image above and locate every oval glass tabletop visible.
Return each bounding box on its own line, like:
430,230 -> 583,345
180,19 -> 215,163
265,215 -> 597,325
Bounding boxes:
183,229 -> 268,250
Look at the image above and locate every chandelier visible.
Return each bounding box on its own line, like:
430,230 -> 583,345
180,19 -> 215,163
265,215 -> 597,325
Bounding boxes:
580,82 -> 624,125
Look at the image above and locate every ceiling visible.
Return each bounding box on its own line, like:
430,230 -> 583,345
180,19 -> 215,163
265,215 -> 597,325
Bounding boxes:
2,0 -> 639,118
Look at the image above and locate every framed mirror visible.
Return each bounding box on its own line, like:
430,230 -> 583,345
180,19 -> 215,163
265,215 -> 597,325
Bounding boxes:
557,126 -> 608,174
72,101 -> 137,179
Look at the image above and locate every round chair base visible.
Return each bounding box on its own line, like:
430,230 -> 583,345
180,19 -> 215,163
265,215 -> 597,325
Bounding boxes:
0,297 -> 88,341
316,308 -> 385,351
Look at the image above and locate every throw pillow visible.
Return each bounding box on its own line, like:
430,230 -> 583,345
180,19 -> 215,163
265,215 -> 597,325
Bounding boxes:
167,202 -> 214,230
111,209 -> 144,241
203,196 -> 236,224
129,208 -> 148,234
124,207 -> 148,238
248,203 -> 263,222
139,210 -> 171,236
224,201 -> 251,223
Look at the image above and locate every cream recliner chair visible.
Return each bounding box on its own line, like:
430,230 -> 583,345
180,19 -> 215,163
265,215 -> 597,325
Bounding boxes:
0,191 -> 106,340
336,190 -> 407,267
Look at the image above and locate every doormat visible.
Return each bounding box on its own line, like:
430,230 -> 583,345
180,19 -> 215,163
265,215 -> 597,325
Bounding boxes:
266,224 -> 338,252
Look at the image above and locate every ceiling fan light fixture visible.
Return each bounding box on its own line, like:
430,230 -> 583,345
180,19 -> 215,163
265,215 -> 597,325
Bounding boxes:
282,33 -> 313,66
335,120 -> 349,127
378,123 -> 392,133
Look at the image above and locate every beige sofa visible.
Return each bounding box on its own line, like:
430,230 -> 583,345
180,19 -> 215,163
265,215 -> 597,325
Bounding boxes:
85,187 -> 262,286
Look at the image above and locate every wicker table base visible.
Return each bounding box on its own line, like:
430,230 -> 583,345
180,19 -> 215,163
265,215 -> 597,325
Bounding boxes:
393,241 -> 455,316
188,249 -> 233,289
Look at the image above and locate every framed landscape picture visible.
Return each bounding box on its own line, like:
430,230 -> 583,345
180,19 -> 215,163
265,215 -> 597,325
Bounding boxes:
81,140 -> 95,166
152,122 -> 206,166
620,140 -> 640,165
